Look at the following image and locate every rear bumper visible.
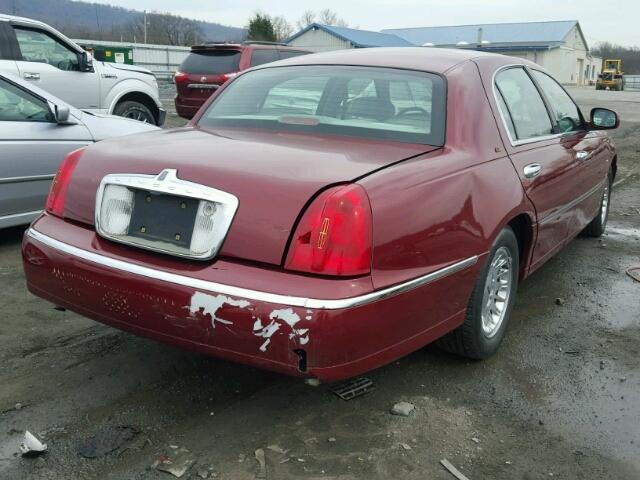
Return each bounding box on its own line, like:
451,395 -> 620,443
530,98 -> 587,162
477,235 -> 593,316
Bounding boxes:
22,217 -> 478,381
174,97 -> 204,120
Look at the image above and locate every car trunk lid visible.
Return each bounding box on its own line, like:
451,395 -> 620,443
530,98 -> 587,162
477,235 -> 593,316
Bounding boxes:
63,127 -> 438,265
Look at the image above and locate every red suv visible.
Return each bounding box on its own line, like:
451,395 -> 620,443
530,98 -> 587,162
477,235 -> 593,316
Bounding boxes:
174,42 -> 310,119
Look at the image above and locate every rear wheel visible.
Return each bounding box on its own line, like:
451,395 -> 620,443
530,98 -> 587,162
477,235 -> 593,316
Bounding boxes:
113,100 -> 155,124
438,227 -> 519,359
583,170 -> 612,237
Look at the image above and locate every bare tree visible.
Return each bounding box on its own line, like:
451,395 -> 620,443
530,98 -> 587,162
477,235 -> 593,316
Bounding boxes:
296,9 -> 348,28
296,10 -> 316,30
318,9 -> 337,25
318,9 -> 348,27
127,12 -> 203,46
272,15 -> 293,41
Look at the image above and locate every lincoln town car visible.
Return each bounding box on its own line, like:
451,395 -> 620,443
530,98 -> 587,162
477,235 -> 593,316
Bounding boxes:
22,48 -> 619,381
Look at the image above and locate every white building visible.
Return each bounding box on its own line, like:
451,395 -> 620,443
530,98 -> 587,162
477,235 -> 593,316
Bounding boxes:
286,23 -> 413,52
383,21 -> 601,86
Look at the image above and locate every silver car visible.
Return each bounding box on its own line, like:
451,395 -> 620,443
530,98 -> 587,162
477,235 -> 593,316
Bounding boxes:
0,73 -> 159,228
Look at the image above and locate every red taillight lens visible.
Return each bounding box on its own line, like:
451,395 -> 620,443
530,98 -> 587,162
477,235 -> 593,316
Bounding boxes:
174,71 -> 188,83
222,72 -> 238,82
285,184 -> 373,276
45,148 -> 84,218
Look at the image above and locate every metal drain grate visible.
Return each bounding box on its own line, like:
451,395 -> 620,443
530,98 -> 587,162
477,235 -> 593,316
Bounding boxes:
331,377 -> 376,400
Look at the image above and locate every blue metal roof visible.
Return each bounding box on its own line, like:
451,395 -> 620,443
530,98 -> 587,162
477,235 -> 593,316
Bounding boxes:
383,20 -> 582,48
286,23 -> 414,48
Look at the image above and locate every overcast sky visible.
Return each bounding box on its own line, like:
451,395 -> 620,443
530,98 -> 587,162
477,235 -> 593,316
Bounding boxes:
92,0 -> 637,46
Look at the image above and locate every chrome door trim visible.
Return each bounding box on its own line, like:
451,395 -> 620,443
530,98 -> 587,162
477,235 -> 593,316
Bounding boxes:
0,174 -> 55,184
26,228 -> 478,310
538,181 -> 604,226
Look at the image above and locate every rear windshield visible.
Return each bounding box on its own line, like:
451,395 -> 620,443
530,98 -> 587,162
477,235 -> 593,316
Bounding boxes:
180,50 -> 241,74
197,65 -> 446,145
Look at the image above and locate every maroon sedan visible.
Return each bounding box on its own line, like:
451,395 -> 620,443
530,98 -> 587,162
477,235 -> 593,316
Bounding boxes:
22,48 -> 619,382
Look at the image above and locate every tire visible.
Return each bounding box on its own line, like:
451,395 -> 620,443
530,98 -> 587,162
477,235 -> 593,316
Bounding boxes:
438,227 -> 519,359
583,170 -> 612,237
113,100 -> 155,124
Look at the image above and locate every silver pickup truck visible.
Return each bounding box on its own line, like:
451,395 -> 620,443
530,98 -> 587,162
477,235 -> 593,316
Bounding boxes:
0,14 -> 165,125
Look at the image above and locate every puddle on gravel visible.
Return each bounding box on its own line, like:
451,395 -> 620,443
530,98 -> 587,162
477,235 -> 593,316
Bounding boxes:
599,275 -> 640,330
0,433 -> 22,474
605,225 -> 640,239
546,360 -> 640,469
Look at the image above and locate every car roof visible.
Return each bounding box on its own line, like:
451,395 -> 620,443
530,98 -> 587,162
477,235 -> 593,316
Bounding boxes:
191,42 -> 308,51
256,46 -> 524,74
0,13 -> 48,27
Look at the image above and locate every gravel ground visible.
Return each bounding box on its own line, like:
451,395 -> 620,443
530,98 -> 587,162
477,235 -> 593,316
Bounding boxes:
0,86 -> 639,480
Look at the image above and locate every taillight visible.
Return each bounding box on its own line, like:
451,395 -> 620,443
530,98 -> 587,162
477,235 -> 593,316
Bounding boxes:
174,71 -> 188,84
285,184 -> 372,276
222,72 -> 238,82
45,148 -> 84,218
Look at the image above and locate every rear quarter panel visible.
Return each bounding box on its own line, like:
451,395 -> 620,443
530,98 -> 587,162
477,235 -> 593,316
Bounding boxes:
359,59 -> 535,297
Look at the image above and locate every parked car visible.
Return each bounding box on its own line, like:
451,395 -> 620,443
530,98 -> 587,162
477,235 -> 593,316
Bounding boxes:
0,14 -> 166,125
174,41 -> 310,119
0,73 -> 158,229
22,48 -> 618,381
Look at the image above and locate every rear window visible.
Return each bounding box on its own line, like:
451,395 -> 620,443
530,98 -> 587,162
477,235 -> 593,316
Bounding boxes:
180,50 -> 241,74
278,50 -> 309,60
198,65 -> 446,146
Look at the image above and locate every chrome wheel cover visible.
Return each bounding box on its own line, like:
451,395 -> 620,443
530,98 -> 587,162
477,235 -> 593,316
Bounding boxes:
481,246 -> 513,338
601,183 -> 610,225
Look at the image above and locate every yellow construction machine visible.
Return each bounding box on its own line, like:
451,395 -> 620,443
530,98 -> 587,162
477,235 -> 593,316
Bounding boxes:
596,59 -> 624,91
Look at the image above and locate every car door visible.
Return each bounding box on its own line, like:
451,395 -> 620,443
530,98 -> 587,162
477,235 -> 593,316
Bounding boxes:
11,25 -> 100,110
493,66 -> 582,273
0,76 -> 92,225
529,69 -> 610,236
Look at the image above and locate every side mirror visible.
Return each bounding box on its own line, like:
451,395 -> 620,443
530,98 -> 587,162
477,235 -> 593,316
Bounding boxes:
54,105 -> 72,124
80,50 -> 94,72
590,108 -> 619,130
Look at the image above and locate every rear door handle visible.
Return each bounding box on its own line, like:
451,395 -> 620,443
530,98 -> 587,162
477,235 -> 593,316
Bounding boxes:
576,151 -> 591,161
523,163 -> 542,178
23,72 -> 40,80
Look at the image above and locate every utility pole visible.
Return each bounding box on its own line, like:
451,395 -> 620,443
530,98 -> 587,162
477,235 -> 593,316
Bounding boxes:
144,10 -> 147,44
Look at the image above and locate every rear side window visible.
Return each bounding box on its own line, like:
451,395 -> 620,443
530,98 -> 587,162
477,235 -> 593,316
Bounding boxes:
495,67 -> 553,141
180,50 -> 240,74
250,49 -> 280,67
198,65 -> 446,146
531,70 -> 583,133
278,50 -> 309,60
0,78 -> 53,122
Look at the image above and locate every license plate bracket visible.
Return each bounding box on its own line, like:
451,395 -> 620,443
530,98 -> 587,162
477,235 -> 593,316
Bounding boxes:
128,190 -> 199,249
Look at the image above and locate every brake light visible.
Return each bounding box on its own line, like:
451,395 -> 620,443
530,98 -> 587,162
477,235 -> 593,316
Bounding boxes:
45,148 -> 84,218
222,72 -> 238,82
285,184 -> 372,276
174,71 -> 188,84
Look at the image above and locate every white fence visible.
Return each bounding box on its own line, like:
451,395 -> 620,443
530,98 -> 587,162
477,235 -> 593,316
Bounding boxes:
624,75 -> 640,91
73,39 -> 190,79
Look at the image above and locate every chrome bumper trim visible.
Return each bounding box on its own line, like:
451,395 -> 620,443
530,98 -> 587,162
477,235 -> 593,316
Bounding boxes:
26,228 -> 478,310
